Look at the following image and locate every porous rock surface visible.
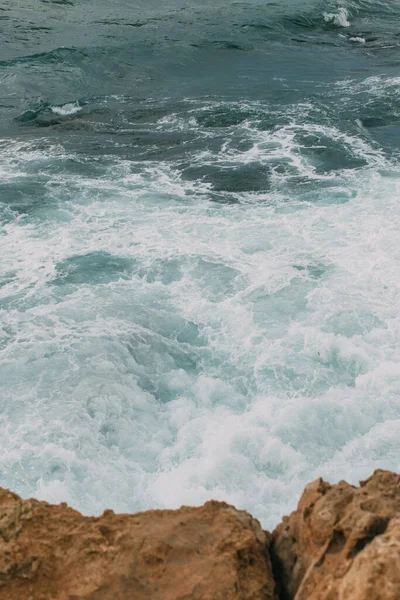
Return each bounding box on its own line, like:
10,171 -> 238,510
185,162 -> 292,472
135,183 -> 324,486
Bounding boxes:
272,469 -> 400,600
0,470 -> 399,600
0,490 -> 277,600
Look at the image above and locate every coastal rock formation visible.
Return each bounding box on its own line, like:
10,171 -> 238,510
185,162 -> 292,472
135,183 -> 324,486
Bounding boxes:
0,470 -> 399,599
0,492 -> 277,600
272,469 -> 400,600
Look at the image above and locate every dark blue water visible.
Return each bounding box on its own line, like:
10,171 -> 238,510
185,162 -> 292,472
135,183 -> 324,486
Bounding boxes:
1,0 -> 400,528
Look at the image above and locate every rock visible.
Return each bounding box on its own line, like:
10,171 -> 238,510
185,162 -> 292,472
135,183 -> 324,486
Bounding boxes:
1,470 -> 399,599
0,490 -> 277,600
271,469 -> 400,600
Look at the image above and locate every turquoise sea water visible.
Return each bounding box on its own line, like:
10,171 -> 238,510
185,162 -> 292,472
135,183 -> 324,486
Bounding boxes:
1,0 -> 400,529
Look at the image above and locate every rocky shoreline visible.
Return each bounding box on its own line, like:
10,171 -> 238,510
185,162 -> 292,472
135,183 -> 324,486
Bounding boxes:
0,469 -> 398,599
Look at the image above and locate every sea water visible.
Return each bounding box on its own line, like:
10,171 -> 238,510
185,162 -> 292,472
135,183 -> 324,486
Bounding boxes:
1,0 -> 400,530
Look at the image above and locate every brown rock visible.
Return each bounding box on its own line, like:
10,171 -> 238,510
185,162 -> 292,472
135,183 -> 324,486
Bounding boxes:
0,489 -> 277,600
1,469 -> 399,600
271,469 -> 400,600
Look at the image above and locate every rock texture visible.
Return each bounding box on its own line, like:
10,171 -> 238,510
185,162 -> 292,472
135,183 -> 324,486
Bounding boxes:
0,491 -> 277,600
0,470 -> 399,600
272,469 -> 400,600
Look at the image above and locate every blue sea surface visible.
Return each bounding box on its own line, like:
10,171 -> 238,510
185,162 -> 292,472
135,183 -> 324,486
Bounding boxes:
1,0 -> 400,528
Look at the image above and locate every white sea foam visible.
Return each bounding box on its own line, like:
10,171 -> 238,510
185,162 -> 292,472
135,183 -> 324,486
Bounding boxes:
334,75 -> 400,97
349,37 -> 366,44
51,102 -> 82,116
323,7 -> 351,27
0,98 -> 400,529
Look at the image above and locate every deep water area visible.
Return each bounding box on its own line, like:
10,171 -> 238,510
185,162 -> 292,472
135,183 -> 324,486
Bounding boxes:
1,0 -> 400,529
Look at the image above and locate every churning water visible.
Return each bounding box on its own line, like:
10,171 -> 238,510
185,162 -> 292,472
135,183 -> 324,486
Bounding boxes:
1,0 -> 400,529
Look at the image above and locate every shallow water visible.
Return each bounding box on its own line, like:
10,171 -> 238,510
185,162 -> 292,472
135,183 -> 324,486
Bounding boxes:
1,0 -> 400,529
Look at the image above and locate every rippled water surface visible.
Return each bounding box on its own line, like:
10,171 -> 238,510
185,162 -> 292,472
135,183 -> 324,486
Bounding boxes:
1,0 -> 400,528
